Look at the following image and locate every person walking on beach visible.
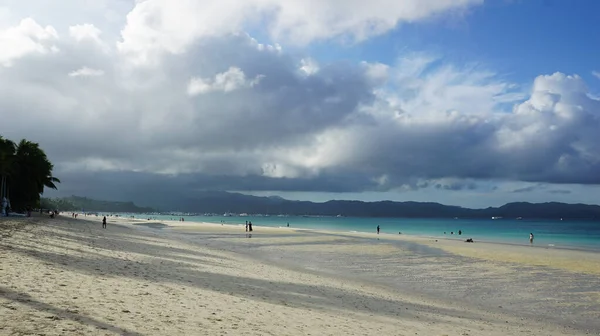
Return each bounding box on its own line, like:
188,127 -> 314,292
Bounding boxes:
245,221 -> 248,232
102,216 -> 107,229
249,221 -> 253,232
529,232 -> 534,244
377,225 -> 380,234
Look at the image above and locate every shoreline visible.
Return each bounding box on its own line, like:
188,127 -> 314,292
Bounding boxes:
2,215 -> 599,334
102,213 -> 600,252
126,216 -> 600,276
121,215 -> 600,255
110,215 -> 600,283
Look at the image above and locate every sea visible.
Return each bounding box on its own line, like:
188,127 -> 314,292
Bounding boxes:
113,213 -> 600,251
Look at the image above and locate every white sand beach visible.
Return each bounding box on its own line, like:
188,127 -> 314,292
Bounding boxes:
1,215 -> 597,335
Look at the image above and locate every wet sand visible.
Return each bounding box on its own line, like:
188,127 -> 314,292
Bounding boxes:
323,230 -> 600,275
1,215 -> 598,335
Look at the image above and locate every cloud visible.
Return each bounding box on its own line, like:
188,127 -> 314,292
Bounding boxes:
593,71 -> 600,80
299,58 -> 319,76
330,68 -> 600,187
434,179 -> 478,191
362,62 -> 390,85
1,4 -> 599,202
116,0 -> 483,65
511,185 -> 538,193
187,67 -> 263,95
69,23 -> 102,43
0,18 -> 59,67
68,66 -> 105,77
548,189 -> 571,195
1,26 -> 374,182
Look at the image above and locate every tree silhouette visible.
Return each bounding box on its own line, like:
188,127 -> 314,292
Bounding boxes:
0,136 -> 60,212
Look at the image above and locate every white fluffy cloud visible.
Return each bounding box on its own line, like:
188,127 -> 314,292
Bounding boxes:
1,1 -> 599,200
69,23 -> 102,43
116,0 -> 482,65
0,18 -> 58,66
187,67 -> 263,95
331,68 -> 600,187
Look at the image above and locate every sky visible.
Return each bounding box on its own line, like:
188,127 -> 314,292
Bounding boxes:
1,0 -> 600,208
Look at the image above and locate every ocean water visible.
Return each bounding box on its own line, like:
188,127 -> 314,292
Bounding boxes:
117,213 -> 600,250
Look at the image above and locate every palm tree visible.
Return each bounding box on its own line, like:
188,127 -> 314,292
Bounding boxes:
5,139 -> 60,211
0,137 -> 16,211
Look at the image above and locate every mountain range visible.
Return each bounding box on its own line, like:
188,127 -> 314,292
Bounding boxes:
43,192 -> 600,219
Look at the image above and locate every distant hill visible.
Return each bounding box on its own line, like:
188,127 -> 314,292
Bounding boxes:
40,196 -> 155,213
43,192 -> 600,219
129,190 -> 600,220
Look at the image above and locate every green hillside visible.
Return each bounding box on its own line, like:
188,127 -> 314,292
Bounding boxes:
40,196 -> 155,213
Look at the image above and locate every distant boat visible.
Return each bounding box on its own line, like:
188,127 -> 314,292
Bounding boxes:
492,216 -> 503,220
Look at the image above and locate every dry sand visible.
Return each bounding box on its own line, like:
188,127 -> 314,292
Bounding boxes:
0,215 -> 595,335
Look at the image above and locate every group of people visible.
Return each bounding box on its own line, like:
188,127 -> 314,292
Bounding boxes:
245,221 -> 253,232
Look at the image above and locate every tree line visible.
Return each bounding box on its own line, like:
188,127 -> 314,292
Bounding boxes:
40,196 -> 156,213
0,136 -> 60,212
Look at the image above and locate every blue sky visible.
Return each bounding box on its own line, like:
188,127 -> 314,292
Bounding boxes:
308,0 -> 599,86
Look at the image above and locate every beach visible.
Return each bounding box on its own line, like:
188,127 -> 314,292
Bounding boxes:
1,215 -> 598,335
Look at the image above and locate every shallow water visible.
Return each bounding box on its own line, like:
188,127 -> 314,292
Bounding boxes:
117,214 -> 600,250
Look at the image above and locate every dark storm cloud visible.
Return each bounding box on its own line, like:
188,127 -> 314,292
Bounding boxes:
548,189 -> 572,195
512,185 -> 539,193
48,169 -> 382,206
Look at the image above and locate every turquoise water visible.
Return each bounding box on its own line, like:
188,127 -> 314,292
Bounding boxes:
117,213 -> 600,250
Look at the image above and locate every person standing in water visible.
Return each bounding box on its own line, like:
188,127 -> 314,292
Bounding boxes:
377,225 -> 380,234
529,232 -> 534,244
102,216 -> 107,229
